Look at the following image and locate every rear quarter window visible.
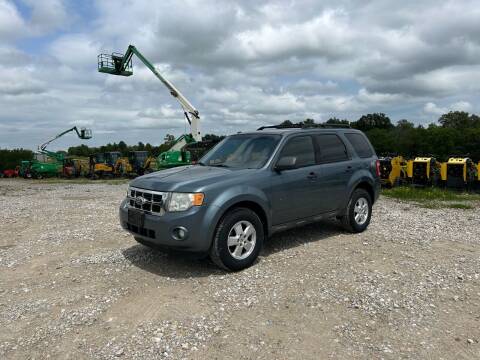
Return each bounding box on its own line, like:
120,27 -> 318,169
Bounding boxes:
345,133 -> 374,158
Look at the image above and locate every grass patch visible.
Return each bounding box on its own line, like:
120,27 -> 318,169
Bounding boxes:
445,203 -> 474,210
382,186 -> 479,209
382,186 -> 480,202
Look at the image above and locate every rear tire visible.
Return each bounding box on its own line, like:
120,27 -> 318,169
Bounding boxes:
209,208 -> 264,271
341,188 -> 372,233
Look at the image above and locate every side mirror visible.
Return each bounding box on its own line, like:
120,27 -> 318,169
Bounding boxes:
275,156 -> 297,171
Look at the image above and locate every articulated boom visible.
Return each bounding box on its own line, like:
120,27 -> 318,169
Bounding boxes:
39,126 -> 92,152
98,45 -> 201,142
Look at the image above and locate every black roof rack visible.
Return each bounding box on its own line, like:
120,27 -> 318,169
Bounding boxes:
257,123 -> 351,131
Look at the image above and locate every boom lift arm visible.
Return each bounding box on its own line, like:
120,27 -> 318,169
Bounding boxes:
39,126 -> 92,152
98,45 -> 201,142
38,126 -> 92,163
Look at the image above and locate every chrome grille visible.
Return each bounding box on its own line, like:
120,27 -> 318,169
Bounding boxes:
127,187 -> 168,215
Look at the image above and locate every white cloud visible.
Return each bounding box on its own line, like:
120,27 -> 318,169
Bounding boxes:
0,0 -> 25,41
423,102 -> 446,116
25,0 -> 67,33
50,34 -> 101,68
221,10 -> 353,62
357,89 -> 406,104
424,100 -> 473,116
450,101 -> 472,112
0,66 -> 46,95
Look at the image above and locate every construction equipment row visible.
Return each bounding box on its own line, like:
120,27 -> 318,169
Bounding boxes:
8,149 -> 212,179
379,156 -> 480,189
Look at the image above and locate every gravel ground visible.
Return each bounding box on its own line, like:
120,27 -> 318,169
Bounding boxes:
0,179 -> 479,359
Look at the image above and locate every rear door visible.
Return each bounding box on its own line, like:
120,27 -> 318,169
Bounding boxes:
270,135 -> 318,224
313,134 -> 352,212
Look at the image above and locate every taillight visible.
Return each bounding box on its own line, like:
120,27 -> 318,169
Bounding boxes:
375,160 -> 381,177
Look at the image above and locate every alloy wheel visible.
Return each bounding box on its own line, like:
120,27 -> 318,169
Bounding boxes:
227,220 -> 257,260
354,197 -> 369,225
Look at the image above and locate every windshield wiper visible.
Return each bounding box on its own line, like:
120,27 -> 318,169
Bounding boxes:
196,161 -> 206,166
210,163 -> 230,168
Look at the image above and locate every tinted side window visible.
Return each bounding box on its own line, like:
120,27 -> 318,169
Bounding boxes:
315,134 -> 348,163
345,133 -> 373,158
278,136 -> 315,168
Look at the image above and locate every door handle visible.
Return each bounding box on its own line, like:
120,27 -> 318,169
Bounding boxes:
345,166 -> 353,173
307,172 -> 318,180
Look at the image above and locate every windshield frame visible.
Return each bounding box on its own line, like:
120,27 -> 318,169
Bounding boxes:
199,133 -> 282,170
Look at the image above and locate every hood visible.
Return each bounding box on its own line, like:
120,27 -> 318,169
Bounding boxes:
130,165 -> 253,192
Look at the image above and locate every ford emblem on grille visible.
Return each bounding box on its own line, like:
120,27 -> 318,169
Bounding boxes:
135,196 -> 146,206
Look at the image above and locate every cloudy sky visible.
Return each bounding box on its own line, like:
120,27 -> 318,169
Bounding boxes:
1,0 -> 479,150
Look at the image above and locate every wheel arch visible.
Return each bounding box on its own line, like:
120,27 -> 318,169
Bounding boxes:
208,198 -> 270,245
354,181 -> 375,203
339,177 -> 376,216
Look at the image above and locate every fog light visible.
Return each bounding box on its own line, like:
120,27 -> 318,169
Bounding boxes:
172,226 -> 188,241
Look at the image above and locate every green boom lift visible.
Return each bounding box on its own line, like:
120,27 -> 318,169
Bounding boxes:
39,126 -> 92,161
97,45 -> 202,168
25,127 -> 92,179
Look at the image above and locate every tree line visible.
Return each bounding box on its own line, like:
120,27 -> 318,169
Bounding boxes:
1,111 -> 479,172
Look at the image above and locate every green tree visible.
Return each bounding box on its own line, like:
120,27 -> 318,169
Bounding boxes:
303,118 -> 315,126
396,119 -> 414,129
438,111 -> 480,129
352,113 -> 393,131
326,117 -> 350,125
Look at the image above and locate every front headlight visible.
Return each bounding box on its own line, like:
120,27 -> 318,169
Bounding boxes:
167,192 -> 204,212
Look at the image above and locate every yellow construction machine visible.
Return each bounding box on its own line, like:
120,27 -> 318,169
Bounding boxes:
89,151 -> 158,178
127,151 -> 157,176
442,157 -> 477,189
63,158 -> 90,178
89,152 -> 121,178
114,157 -> 133,177
408,157 -> 441,186
378,155 -> 408,187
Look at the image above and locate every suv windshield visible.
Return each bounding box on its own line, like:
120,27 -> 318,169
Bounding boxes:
200,134 -> 281,169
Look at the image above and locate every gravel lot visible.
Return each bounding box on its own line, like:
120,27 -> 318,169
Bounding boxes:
1,179 -> 479,359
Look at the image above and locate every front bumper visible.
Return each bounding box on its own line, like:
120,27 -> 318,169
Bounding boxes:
119,199 -> 212,253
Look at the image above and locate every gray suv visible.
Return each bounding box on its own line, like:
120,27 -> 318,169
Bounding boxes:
120,126 -> 381,270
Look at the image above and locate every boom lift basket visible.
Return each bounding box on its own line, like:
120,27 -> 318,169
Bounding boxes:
98,53 -> 133,76
79,128 -> 93,139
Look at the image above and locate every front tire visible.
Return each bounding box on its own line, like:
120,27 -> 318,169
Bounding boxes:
210,208 -> 264,271
341,188 -> 372,233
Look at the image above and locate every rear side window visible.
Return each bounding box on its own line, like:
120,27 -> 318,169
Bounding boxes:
345,133 -> 373,158
315,134 -> 348,163
278,136 -> 315,168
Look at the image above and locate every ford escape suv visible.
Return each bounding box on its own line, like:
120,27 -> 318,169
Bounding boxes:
120,126 -> 381,271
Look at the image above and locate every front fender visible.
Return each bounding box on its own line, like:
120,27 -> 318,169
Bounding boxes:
203,185 -> 271,245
